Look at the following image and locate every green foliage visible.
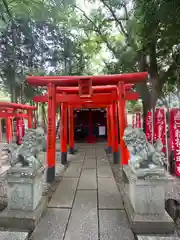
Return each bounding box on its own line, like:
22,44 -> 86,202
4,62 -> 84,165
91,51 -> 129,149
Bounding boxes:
0,0 -> 100,102
0,0 -> 179,109
79,0 -> 180,109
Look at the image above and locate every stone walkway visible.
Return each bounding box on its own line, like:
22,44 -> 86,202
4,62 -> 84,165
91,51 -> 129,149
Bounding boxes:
30,144 -> 135,240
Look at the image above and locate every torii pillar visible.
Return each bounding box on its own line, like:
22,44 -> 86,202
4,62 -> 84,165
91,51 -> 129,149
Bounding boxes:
28,109 -> 33,128
110,103 -> 119,164
60,102 -> 68,164
47,83 -> 56,182
117,82 -> 129,164
106,106 -> 112,153
6,117 -> 13,143
68,105 -> 75,154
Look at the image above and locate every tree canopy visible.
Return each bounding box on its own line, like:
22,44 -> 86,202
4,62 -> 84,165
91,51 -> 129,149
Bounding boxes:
0,0 -> 179,110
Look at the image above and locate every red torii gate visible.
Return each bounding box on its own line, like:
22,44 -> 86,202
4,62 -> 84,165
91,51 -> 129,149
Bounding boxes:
0,102 -> 36,143
33,85 -> 139,160
27,72 -> 147,182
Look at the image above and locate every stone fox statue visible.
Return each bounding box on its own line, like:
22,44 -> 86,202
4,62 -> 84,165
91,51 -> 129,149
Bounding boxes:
123,127 -> 166,170
10,127 -> 45,168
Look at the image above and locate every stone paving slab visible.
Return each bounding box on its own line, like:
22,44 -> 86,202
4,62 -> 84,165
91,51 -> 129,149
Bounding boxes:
98,177 -> 124,209
78,169 -> 97,190
85,156 -> 96,160
48,178 -> 78,208
137,236 -> 179,240
86,150 -> 96,157
99,210 -> 135,240
97,165 -> 114,178
96,153 -> 107,159
30,209 -> 70,240
96,156 -> 108,161
0,231 -> 28,240
63,163 -> 82,178
97,160 -> 109,167
83,160 -> 96,169
64,190 -> 98,240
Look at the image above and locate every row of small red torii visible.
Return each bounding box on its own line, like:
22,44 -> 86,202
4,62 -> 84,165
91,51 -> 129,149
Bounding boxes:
0,102 -> 36,143
27,72 -> 148,182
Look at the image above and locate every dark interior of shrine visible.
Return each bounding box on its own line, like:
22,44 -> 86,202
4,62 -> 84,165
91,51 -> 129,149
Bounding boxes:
74,109 -> 107,142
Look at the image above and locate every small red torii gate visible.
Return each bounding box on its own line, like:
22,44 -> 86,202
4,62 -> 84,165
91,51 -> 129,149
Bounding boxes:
0,102 -> 36,143
27,72 -> 147,182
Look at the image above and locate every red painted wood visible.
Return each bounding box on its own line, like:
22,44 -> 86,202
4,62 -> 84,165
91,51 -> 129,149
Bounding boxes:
125,92 -> 140,100
6,118 -> 13,143
117,82 -> 129,164
27,72 -> 148,86
68,106 -> 74,150
60,103 -> 68,152
110,104 -> 119,153
33,91 -> 138,104
78,78 -> 92,97
47,83 -> 56,168
0,112 -> 28,118
56,84 -> 133,94
0,102 -> 36,110
28,110 -> 33,128
107,106 -> 112,149
33,93 -> 118,104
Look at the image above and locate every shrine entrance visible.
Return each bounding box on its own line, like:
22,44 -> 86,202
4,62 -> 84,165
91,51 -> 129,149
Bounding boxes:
74,108 -> 107,142
27,72 -> 147,182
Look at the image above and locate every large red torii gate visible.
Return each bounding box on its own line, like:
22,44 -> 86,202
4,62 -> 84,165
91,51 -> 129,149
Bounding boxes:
27,72 -> 147,182
33,87 -> 139,159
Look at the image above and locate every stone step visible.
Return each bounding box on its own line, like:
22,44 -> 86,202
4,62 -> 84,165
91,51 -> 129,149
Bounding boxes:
0,231 -> 28,240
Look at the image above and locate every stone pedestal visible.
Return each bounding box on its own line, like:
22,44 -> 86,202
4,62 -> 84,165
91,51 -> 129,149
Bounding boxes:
122,166 -> 174,234
0,166 -> 48,230
7,166 -> 44,211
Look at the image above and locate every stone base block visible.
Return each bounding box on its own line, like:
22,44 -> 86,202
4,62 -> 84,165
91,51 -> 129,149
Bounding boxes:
122,166 -> 174,234
123,166 -> 172,215
0,196 -> 48,231
7,167 -> 44,211
124,194 -> 174,234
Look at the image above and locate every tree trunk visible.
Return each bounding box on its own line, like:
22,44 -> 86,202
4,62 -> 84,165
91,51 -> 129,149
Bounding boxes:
142,99 -> 147,133
137,51 -> 150,132
10,84 -> 18,102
